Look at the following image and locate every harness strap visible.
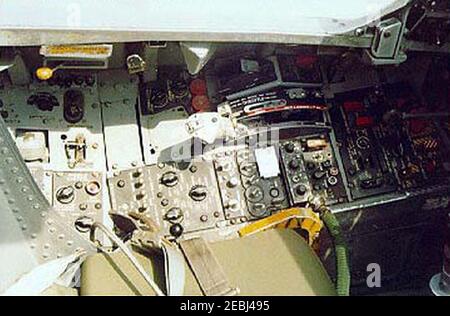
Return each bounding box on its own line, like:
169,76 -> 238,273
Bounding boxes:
179,238 -> 239,296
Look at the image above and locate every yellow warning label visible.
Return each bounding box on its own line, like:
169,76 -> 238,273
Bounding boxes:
40,45 -> 113,58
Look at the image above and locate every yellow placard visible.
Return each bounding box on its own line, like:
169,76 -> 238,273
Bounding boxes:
40,44 -> 113,58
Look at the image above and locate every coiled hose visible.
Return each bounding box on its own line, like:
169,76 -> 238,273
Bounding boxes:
320,208 -> 351,296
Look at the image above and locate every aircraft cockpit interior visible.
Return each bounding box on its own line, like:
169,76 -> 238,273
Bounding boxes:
0,0 -> 449,297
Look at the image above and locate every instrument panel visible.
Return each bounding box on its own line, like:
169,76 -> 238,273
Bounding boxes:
0,50 -> 449,245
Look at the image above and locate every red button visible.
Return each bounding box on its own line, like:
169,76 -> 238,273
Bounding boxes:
295,55 -> 318,68
356,116 -> 374,128
192,95 -> 210,112
343,101 -> 364,112
189,78 -> 207,96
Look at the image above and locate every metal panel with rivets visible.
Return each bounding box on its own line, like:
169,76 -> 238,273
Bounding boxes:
0,116 -> 94,263
98,70 -> 142,171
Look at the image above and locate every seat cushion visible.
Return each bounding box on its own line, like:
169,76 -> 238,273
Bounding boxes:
80,229 -> 336,296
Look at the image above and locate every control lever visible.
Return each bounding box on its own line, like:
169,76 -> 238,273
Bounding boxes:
152,111 -> 248,161
184,112 -> 246,144
64,134 -> 86,168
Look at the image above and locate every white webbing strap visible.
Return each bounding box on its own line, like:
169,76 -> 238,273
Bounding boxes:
179,237 -> 239,296
160,240 -> 185,296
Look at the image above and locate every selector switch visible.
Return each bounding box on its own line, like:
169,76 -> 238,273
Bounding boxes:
28,92 -> 59,111
56,186 -> 75,204
322,160 -> 332,168
295,184 -> 307,196
327,176 -> 338,186
63,90 -> 85,124
284,142 -> 296,153
164,207 -> 184,224
226,199 -> 240,212
160,171 -> 179,187
269,187 -> 280,198
289,159 -> 301,170
313,170 -> 326,179
245,185 -> 264,203
227,177 -> 239,188
189,185 -> 208,201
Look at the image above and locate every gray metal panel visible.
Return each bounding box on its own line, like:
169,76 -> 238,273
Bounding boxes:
0,116 -> 94,264
0,193 -> 38,293
0,0 -> 410,46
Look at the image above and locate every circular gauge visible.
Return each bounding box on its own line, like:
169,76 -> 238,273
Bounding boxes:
170,79 -> 189,99
239,161 -> 257,177
248,203 -> 269,218
356,136 -> 371,150
150,87 -> 169,109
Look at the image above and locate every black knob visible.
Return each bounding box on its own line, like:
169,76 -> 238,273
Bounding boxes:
322,160 -> 332,168
74,76 -> 84,86
28,92 -> 59,111
289,159 -> 300,170
295,184 -> 307,195
169,223 -> 184,238
85,76 -> 95,86
63,90 -> 85,124
284,143 -> 295,153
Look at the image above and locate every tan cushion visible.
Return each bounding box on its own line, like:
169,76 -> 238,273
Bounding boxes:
80,229 -> 336,296
40,284 -> 78,296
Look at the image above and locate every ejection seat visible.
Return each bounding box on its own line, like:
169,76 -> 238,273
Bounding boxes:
80,229 -> 336,296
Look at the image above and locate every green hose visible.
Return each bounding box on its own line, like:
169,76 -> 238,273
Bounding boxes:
320,208 -> 351,296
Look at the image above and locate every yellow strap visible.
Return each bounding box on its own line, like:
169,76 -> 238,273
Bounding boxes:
238,208 -> 323,245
